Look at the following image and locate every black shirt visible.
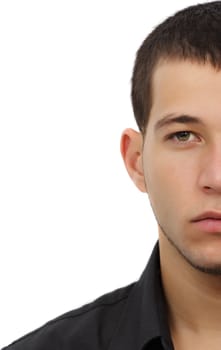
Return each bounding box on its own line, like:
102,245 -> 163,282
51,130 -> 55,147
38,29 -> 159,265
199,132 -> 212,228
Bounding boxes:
2,242 -> 174,350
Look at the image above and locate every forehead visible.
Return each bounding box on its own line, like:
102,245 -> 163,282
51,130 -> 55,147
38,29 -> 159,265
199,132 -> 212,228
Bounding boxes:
149,59 -> 221,120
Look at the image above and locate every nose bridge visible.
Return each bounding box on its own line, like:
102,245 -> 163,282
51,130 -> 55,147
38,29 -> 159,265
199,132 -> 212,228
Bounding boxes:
200,141 -> 221,191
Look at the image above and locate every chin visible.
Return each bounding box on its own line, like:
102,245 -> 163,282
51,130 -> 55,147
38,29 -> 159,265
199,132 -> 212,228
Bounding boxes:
178,244 -> 221,276
186,258 -> 221,276
164,230 -> 221,275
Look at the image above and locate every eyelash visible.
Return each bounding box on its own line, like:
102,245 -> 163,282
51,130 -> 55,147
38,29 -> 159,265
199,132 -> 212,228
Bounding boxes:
166,131 -> 199,144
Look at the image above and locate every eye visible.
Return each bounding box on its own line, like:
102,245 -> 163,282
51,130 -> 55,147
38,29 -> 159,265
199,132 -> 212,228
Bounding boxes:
166,131 -> 198,143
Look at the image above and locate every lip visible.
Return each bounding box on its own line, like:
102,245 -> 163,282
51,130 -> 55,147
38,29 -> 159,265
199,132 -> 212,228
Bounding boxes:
191,211 -> 221,233
191,211 -> 221,222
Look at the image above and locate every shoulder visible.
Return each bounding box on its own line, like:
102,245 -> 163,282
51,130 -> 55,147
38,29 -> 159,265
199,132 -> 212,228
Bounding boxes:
3,282 -> 136,350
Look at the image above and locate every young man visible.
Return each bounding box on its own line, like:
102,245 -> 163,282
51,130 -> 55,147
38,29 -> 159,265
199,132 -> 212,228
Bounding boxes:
3,1 -> 221,349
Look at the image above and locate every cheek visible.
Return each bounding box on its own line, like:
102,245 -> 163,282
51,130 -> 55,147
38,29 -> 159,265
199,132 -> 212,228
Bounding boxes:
147,150 -> 196,189
145,162 -> 172,211
148,173 -> 174,209
144,156 -> 193,219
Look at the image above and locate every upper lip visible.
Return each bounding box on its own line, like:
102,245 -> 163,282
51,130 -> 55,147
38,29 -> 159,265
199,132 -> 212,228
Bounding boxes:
191,211 -> 221,222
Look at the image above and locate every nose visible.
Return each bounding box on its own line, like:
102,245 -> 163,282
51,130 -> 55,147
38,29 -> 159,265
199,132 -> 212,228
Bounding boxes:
199,147 -> 221,194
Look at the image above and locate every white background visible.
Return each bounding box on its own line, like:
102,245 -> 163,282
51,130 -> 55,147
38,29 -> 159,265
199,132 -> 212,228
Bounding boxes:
0,0 -> 204,347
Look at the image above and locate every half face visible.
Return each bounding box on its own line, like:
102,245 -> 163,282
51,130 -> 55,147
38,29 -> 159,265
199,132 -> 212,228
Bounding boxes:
143,59 -> 221,273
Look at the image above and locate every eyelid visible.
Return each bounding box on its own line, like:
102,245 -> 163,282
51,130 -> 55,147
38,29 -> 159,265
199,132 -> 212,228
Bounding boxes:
165,130 -> 201,143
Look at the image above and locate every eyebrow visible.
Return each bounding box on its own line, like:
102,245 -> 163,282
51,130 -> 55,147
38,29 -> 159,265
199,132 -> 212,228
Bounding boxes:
154,114 -> 206,131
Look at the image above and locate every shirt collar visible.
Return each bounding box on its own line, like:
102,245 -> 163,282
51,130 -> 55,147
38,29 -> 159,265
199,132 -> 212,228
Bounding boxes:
108,242 -> 173,350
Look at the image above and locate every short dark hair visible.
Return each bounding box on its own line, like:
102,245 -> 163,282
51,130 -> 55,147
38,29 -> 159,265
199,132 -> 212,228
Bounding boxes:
132,1 -> 221,136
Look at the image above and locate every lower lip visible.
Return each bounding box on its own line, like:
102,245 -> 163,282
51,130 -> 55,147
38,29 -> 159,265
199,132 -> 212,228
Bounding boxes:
193,219 -> 221,233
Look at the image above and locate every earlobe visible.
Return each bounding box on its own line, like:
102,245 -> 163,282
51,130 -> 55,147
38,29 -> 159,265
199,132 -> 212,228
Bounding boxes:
120,128 -> 147,193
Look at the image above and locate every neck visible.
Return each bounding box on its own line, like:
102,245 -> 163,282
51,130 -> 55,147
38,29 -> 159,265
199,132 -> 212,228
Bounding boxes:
159,233 -> 221,335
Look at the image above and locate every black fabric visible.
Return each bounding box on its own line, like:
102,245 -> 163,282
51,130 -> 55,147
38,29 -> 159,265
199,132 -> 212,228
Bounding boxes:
2,242 -> 174,350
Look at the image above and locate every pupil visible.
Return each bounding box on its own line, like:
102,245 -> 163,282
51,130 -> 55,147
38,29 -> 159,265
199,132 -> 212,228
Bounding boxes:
178,131 -> 189,141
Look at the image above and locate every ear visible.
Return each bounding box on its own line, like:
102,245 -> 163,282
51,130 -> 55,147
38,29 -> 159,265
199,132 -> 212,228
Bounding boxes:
120,128 -> 147,193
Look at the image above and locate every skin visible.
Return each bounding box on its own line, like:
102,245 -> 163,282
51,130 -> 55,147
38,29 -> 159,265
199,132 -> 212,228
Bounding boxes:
121,59 -> 221,349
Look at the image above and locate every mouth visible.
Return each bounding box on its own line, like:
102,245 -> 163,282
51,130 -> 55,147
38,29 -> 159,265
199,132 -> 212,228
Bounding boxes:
191,212 -> 221,233
192,211 -> 221,222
